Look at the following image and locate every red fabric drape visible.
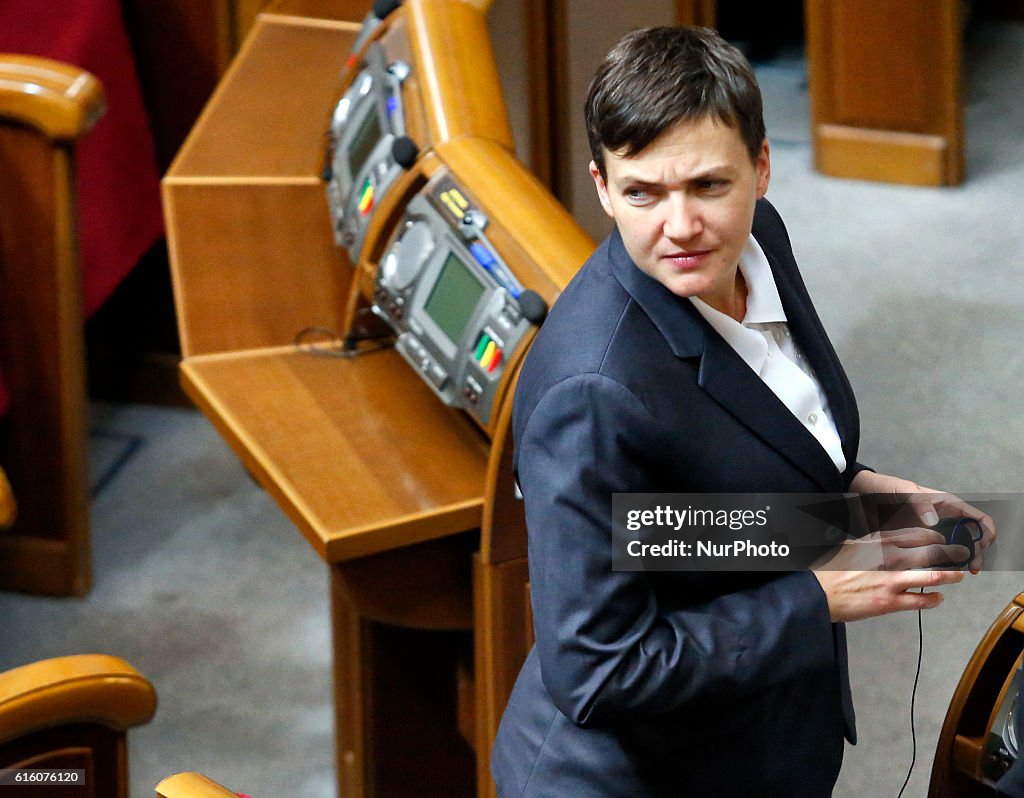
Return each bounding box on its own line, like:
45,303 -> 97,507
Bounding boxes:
0,0 -> 166,412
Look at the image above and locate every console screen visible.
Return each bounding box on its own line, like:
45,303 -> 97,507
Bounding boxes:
423,253 -> 486,345
348,108 -> 383,180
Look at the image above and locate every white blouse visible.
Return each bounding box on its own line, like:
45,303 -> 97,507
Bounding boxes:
688,235 -> 847,474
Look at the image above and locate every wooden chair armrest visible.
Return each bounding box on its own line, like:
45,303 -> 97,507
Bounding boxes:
0,54 -> 105,141
0,654 -> 157,745
156,772 -> 246,797
0,466 -> 14,529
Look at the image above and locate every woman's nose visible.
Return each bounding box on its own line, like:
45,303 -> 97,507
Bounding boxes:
663,196 -> 703,241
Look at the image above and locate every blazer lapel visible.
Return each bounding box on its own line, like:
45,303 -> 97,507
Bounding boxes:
759,233 -> 859,474
698,332 -> 842,490
608,226 -> 844,492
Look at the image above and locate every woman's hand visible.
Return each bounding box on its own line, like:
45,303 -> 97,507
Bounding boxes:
849,470 -> 996,574
811,471 -> 996,623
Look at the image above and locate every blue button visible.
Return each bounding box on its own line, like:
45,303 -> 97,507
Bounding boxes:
386,96 -> 398,116
470,242 -> 496,269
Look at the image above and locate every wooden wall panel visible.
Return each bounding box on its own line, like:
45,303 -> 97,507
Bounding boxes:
563,0 -> 675,239
675,0 -> 716,27
829,5 -> 939,131
805,0 -> 964,185
487,0 -> 533,166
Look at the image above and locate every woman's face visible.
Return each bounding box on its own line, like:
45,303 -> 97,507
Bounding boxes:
590,116 -> 770,316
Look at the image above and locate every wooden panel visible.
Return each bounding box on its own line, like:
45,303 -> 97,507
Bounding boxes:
815,125 -> 949,187
181,346 -> 489,562
332,533 -> 475,628
407,0 -> 514,148
480,364 -> 525,565
332,576 -> 476,798
473,555 -> 530,798
805,0 -> 963,185
168,18 -> 360,179
826,4 -> 941,131
0,119 -> 90,596
233,0 -> 274,45
163,182 -> 350,356
265,0 -> 372,21
522,0 -> 568,189
0,538 -> 82,597
434,137 -> 592,300
330,581 -> 366,798
675,0 -> 716,26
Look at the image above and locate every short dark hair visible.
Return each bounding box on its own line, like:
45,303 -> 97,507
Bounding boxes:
585,26 -> 766,179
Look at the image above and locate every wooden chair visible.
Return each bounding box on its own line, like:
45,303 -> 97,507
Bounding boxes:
0,638 -> 244,798
0,55 -> 105,596
156,772 -> 246,797
0,654 -> 156,797
930,592 -> 1024,797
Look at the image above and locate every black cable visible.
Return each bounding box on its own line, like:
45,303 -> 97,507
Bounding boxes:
293,325 -> 393,358
897,591 -> 925,798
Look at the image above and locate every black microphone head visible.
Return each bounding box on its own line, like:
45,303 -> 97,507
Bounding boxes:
391,136 -> 418,169
373,0 -> 402,20
518,289 -> 548,326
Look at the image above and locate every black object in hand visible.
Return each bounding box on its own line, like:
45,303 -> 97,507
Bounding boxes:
933,516 -> 981,567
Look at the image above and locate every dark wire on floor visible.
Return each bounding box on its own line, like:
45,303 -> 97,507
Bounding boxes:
897,589 -> 926,798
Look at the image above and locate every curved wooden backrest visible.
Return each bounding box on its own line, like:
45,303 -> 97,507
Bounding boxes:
156,772 -> 243,798
0,56 -> 104,141
0,55 -> 105,596
930,592 -> 1024,797
0,654 -> 157,798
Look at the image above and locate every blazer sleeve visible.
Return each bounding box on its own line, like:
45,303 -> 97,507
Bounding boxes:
518,371 -> 837,727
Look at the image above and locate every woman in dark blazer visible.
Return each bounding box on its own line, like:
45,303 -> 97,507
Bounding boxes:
491,26 -> 988,797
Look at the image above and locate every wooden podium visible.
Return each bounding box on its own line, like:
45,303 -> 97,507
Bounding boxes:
164,2 -> 591,796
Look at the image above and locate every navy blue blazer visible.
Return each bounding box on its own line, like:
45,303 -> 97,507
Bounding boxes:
492,199 -> 865,797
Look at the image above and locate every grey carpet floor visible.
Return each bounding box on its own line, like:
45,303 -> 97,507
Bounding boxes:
1,19 -> 1023,798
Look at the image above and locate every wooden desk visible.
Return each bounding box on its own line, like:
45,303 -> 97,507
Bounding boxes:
182,345 -> 488,796
164,5 -> 548,796
182,347 -> 488,563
